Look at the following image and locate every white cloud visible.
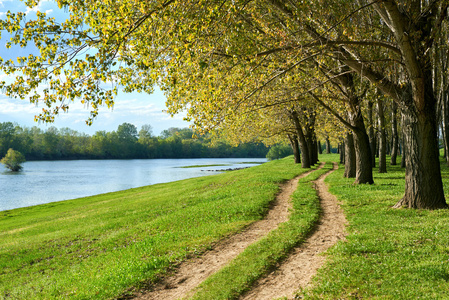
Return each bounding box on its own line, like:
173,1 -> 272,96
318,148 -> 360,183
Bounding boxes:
0,73 -> 15,83
0,0 -> 13,8
21,0 -> 53,16
0,97 -> 38,114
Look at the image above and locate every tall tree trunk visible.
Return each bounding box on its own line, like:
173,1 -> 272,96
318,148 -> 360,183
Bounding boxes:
368,100 -> 376,168
344,132 -> 356,178
318,140 -> 322,154
304,109 -> 318,165
312,136 -> 319,163
349,107 -> 374,184
442,122 -> 446,158
291,111 -> 311,168
339,140 -> 345,164
307,136 -> 318,165
288,134 -> 301,164
353,130 -> 374,184
442,90 -> 449,166
306,136 -> 315,166
326,136 -> 331,154
400,113 -> 406,168
386,132 -> 390,155
388,60 -> 447,208
378,98 -> 387,173
400,139 -> 406,168
394,101 -> 447,208
391,101 -> 399,165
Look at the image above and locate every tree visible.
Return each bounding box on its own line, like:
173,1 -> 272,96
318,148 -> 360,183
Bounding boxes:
325,136 -> 331,154
266,144 -> 293,161
352,1 -> 448,208
344,132 -> 356,178
377,97 -> 387,173
390,101 -> 399,166
117,123 -> 138,142
1,148 -> 26,171
268,0 -> 447,207
0,122 -> 16,157
139,124 -> 153,140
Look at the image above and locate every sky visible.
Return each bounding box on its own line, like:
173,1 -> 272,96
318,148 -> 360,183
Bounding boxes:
0,0 -> 191,136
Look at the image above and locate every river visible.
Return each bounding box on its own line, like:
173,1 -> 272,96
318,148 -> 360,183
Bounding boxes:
0,158 -> 266,211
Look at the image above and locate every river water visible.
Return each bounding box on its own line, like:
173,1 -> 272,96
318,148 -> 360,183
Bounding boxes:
0,158 -> 266,211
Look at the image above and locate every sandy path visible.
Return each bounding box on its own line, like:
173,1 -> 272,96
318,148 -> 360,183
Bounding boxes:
240,162 -> 347,300
132,165 -> 323,300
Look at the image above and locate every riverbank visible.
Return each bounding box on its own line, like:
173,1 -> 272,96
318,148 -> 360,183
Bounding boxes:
0,156 -> 310,299
0,158 -> 266,211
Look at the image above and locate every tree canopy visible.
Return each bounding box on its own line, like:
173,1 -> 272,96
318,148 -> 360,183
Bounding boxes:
1,148 -> 26,171
2,0 -> 449,208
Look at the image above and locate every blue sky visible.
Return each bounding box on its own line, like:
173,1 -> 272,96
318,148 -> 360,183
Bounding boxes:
0,0 -> 191,135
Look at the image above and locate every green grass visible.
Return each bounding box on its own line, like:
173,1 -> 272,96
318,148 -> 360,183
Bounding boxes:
187,159 -> 335,299
179,162 -> 264,168
302,156 -> 449,299
8,153 -> 449,299
0,157 -> 309,300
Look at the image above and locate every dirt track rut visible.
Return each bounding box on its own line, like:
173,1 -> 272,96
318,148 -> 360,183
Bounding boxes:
132,165 -> 323,300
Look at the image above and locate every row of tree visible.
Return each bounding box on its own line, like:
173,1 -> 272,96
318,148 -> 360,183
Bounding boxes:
0,122 -> 269,160
1,1 -> 448,209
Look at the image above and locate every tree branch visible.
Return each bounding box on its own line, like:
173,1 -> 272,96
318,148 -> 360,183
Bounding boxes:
243,51 -> 321,100
308,91 -> 357,131
343,58 -> 403,103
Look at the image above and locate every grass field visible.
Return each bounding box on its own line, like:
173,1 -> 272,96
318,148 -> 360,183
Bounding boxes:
302,157 -> 449,299
0,157 -> 312,299
3,154 -> 449,299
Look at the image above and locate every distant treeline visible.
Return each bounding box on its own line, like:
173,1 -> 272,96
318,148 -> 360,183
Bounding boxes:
0,122 -> 269,160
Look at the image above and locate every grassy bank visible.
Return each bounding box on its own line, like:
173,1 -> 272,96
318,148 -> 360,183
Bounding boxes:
6,154 -> 447,300
303,158 -> 449,299
0,157 -> 310,299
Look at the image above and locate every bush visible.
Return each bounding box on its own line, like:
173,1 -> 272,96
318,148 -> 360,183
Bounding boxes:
1,148 -> 26,171
266,144 -> 293,161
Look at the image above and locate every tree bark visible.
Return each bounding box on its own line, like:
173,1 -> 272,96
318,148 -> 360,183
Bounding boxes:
339,140 -> 345,164
344,132 -> 356,178
367,100 -> 376,168
288,134 -> 301,164
353,129 -> 374,184
442,90 -> 449,166
326,136 -> 331,154
312,136 -> 319,163
394,98 -> 447,209
304,109 -> 318,165
390,101 -> 399,165
350,108 -> 374,184
400,139 -> 406,168
306,135 -> 315,166
378,98 -> 387,173
291,111 -> 311,168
